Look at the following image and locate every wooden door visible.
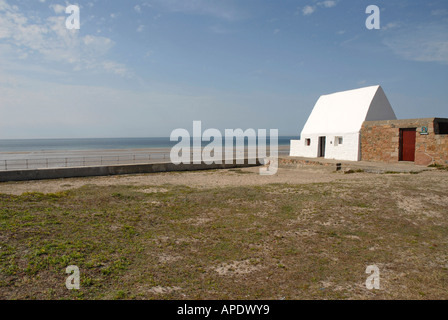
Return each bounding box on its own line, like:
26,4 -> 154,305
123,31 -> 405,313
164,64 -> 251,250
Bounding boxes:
400,129 -> 416,162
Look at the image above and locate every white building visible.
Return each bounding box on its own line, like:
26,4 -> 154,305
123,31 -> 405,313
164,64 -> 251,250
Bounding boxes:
290,85 -> 397,161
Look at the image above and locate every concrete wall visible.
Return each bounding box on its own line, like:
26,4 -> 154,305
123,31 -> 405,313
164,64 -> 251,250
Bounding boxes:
361,118 -> 448,165
0,160 -> 262,183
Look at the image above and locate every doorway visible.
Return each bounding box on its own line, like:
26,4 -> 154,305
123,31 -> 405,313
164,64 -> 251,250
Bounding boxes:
399,128 -> 416,162
318,136 -> 326,158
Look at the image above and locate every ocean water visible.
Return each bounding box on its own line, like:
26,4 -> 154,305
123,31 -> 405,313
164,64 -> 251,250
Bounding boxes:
0,136 -> 297,152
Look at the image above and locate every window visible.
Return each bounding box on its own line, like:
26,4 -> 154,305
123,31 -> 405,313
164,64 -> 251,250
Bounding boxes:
305,138 -> 311,146
435,120 -> 448,134
335,136 -> 343,146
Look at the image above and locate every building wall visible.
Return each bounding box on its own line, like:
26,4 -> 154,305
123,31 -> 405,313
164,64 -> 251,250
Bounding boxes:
361,118 -> 448,165
324,133 -> 361,161
290,138 -> 318,158
290,132 -> 361,161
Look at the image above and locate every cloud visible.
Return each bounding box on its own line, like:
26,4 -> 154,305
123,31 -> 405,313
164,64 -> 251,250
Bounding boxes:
50,4 -> 66,14
298,1 -> 338,16
383,23 -> 448,64
302,5 -> 315,16
100,61 -> 130,76
0,0 -> 131,76
357,80 -> 367,85
381,22 -> 400,31
318,1 -> 337,8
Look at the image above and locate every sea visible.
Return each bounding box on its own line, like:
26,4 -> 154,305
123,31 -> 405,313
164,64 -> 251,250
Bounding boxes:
0,137 -> 297,152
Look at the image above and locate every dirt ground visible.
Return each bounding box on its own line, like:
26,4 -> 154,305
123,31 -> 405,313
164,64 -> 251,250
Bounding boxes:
1,165 -> 447,300
0,165 -> 396,195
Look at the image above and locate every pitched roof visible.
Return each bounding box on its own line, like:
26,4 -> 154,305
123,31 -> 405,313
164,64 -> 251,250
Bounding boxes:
301,85 -> 397,135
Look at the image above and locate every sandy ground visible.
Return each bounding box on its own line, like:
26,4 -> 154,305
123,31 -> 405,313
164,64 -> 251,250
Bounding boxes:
1,162 -> 448,299
0,164 -> 445,196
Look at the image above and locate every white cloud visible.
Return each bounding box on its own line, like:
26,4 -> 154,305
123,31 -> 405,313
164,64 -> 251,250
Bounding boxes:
357,80 -> 367,85
383,23 -> 448,64
299,1 -> 338,16
134,5 -> 141,13
137,25 -> 144,32
0,0 -> 131,76
50,4 -> 65,14
302,5 -> 315,16
101,61 -> 129,76
318,1 -> 336,8
382,22 -> 400,31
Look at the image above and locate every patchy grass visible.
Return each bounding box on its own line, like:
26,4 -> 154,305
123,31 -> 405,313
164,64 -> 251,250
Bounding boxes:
344,169 -> 365,174
428,164 -> 448,171
0,174 -> 447,300
228,169 -> 254,175
383,171 -> 423,175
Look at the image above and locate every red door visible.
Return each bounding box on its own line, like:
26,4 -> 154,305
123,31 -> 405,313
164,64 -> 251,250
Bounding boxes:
400,129 -> 416,162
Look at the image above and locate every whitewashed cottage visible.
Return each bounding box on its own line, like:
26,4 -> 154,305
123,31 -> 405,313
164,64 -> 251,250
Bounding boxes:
290,85 -> 397,161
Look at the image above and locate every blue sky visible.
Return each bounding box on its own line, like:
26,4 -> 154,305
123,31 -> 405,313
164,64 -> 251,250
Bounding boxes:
0,0 -> 447,138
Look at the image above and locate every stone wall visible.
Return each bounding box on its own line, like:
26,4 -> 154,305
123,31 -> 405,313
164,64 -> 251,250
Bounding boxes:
361,118 -> 448,166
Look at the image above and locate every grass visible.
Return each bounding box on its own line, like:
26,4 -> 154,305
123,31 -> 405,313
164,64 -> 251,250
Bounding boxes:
428,163 -> 448,171
228,169 -> 254,175
344,169 -> 365,174
384,171 -> 421,175
0,173 -> 447,300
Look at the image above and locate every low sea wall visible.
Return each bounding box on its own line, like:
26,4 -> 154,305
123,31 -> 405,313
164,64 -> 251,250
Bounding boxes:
0,159 -> 262,182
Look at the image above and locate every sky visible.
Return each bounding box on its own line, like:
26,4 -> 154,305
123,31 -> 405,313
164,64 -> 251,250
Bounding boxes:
0,0 -> 447,139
